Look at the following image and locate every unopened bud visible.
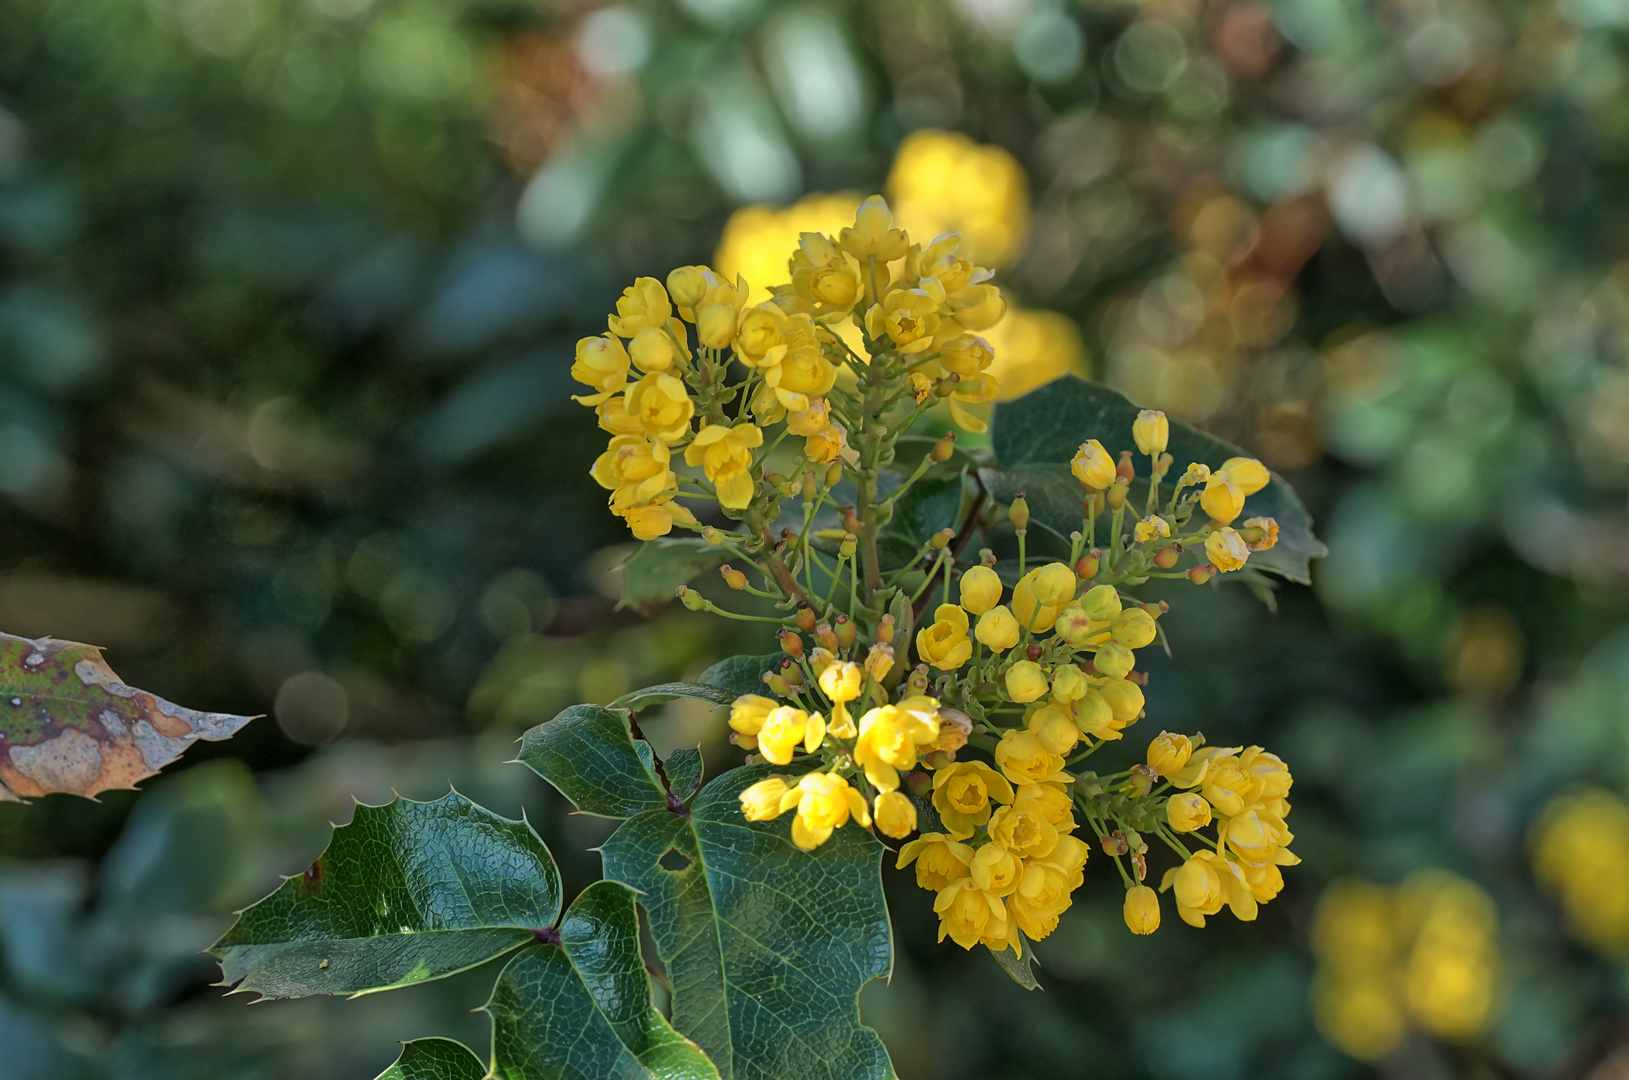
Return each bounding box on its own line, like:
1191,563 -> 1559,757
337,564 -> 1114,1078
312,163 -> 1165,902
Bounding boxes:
834,614 -> 857,649
1106,478 -> 1129,510
677,585 -> 706,612
932,431 -> 957,462
796,606 -> 817,633
702,526 -> 723,546
782,659 -> 806,687
1102,830 -> 1130,857
1075,553 -> 1100,579
906,664 -> 930,694
1009,494 -> 1030,533
1116,451 -> 1135,483
1025,643 -> 1042,661
929,527 -> 954,550
729,731 -> 758,749
825,461 -> 843,486
876,614 -> 896,646
1153,544 -> 1181,569
843,506 -> 860,532
905,771 -> 934,799
1188,564 -> 1214,585
924,748 -> 956,768
765,673 -> 793,697
839,532 -> 858,559
778,627 -> 805,658
815,623 -> 839,652
935,377 -> 959,398
980,548 -> 997,567
720,565 -> 747,590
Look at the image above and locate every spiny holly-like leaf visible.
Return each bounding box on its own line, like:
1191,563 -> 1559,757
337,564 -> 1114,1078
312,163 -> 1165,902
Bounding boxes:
984,377 -> 1327,583
599,765 -> 895,1080
212,790 -> 561,999
610,682 -> 737,713
619,539 -> 729,616
0,631 -> 255,802
989,931 -> 1040,991
488,881 -> 719,1080
665,746 -> 705,805
517,704 -> 670,818
375,1038 -> 486,1080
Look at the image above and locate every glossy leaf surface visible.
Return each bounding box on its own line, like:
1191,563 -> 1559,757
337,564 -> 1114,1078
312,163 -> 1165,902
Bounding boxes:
375,1039 -> 487,1080
516,704 -> 669,818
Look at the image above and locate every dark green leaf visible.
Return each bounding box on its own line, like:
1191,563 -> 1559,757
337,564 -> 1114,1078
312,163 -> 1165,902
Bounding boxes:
696,653 -> 782,699
375,1038 -> 487,1080
212,791 -> 560,999
619,539 -> 729,616
488,881 -> 719,1080
986,378 -> 1326,583
0,632 -> 255,802
880,472 -> 965,565
517,704 -> 668,818
666,746 -> 705,804
610,682 -> 736,713
599,765 -> 895,1080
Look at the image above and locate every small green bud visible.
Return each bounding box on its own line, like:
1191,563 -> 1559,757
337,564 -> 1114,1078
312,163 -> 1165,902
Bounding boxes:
677,586 -> 706,612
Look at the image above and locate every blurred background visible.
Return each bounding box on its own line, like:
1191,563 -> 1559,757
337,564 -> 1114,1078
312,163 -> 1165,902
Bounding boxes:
4,0 -> 1629,1076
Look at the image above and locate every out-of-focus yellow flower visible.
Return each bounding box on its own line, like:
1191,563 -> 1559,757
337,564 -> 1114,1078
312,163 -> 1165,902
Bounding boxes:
1200,457 -> 1270,524
1533,788 -> 1629,953
917,603 -> 973,670
1205,527 -> 1251,573
887,129 -> 1028,269
570,334 -> 631,404
1124,885 -> 1161,935
897,832 -> 974,890
1241,516 -> 1280,552
974,605 -> 1021,652
626,372 -> 695,445
728,695 -> 778,736
608,277 -> 672,337
715,193 -> 862,306
958,566 -> 1002,615
981,308 -> 1086,400
1133,409 -> 1169,456
854,702 -> 939,793
757,705 -> 824,766
865,289 -> 941,354
874,790 -> 917,839
614,500 -> 697,540
931,760 -> 1014,840
1072,439 -> 1116,491
739,776 -> 790,820
684,422 -> 763,510
1167,792 -> 1212,832
784,770 -> 869,850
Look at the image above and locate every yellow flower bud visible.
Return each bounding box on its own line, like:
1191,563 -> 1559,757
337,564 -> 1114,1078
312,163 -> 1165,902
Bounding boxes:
1110,608 -> 1158,650
1133,410 -> 1169,456
1167,792 -> 1212,832
1094,642 -> 1135,679
875,790 -> 917,839
939,334 -> 995,375
1123,885 -> 1161,934
1005,660 -> 1049,703
626,372 -> 695,445
1054,607 -> 1096,647
728,694 -> 778,736
916,604 -> 972,671
608,276 -> 672,338
1205,527 -> 1251,573
1147,732 -> 1193,777
695,303 -> 737,349
1077,584 -> 1122,622
1026,702 -> 1080,755
1071,689 -> 1115,738
1098,678 -> 1145,726
629,326 -> 677,372
739,776 -> 791,821
570,333 -> 631,404
974,605 -> 1021,652
1200,457 -> 1269,525
1071,439 -> 1115,491
1009,494 -> 1030,532
666,265 -> 712,311
1026,562 -> 1076,608
958,565 -> 1003,615
1051,664 -> 1089,703
819,661 -> 863,703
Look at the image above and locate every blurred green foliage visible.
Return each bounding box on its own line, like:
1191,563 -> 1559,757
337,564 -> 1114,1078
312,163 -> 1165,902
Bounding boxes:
7,0 -> 1629,1076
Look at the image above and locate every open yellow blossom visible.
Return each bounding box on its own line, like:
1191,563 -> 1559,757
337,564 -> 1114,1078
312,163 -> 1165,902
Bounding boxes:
1134,516 -> 1170,544
854,702 -> 939,792
916,603 -> 973,670
931,760 -> 1014,840
684,423 -> 763,510
590,436 -> 672,506
739,776 -> 791,820
934,877 -> 1010,950
898,833 -> 974,890
1200,457 -> 1270,524
820,660 -> 863,737
757,706 -> 824,766
958,566 -> 1002,614
948,371 -> 999,433
839,195 -> 910,263
608,277 -> 673,337
791,232 -> 866,319
974,605 -> 1021,652
1124,885 -> 1161,934
763,344 -> 837,411
1147,732 -> 1193,778
1071,439 -> 1115,491
874,791 -> 917,838
1007,835 -> 1089,940
780,771 -> 870,850
1201,753 -> 1254,816
626,372 -> 695,445
865,288 -> 942,354
1205,527 -> 1251,573
1011,782 -> 1076,833
786,398 -> 830,436
994,730 -> 1071,785
970,842 -> 1024,897
1168,792 -> 1212,832
570,334 -> 631,404
988,804 -> 1059,860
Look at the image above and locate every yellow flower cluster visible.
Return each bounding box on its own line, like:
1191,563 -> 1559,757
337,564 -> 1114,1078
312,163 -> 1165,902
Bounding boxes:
571,195 -> 1009,539
1312,873 -> 1499,1062
1532,787 -> 1629,952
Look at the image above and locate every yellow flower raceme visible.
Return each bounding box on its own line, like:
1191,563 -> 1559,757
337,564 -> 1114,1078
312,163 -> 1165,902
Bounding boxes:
683,422 -> 763,510
1072,439 -> 1115,491
958,565 -> 1002,614
570,334 -> 631,404
975,605 -> 1021,651
1200,457 -> 1270,525
865,288 -> 942,354
626,372 -> 695,445
1124,885 -> 1161,934
932,760 -> 1014,840
781,771 -> 870,850
1133,410 -> 1169,456
1205,527 -> 1251,573
916,604 -> 973,670
608,277 -> 672,337
898,832 -> 974,890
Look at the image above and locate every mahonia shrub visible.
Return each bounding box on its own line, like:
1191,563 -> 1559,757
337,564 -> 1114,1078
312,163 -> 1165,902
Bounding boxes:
208,195 -> 1326,1076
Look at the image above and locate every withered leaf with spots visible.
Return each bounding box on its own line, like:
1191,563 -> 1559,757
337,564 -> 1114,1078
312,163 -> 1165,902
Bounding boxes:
0,631 -> 255,801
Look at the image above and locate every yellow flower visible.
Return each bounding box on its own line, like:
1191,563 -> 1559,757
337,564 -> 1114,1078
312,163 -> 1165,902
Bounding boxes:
1242,516 -> 1280,552
820,661 -> 862,702
1012,576 -> 1062,634
875,790 -> 917,839
995,729 -> 1071,785
1134,516 -> 1170,544
590,436 -> 672,505
946,284 -> 1006,331
758,705 -> 824,766
958,565 -> 1002,615
1007,835 -> 1089,940
987,805 -> 1058,860
931,760 -> 1015,840
1164,850 -> 1258,927
1200,457 -> 1270,524
865,288 -> 942,354
1077,584 -> 1122,622
595,394 -> 644,437
1097,678 -> 1145,728
1071,439 -> 1115,491
785,771 -> 869,850
763,344 -> 838,412
1005,660 -> 1049,703
1110,608 -> 1158,649
733,305 -> 787,368
939,334 -> 995,375
1026,701 -> 1080,754
1167,792 -> 1212,833
1070,689 -> 1115,739
608,277 -> 673,338
1180,462 -> 1211,487
948,370 -> 998,433
665,264 -> 714,312
804,424 -> 846,464
897,832 -> 974,890
570,334 -> 631,404
739,776 -> 791,820
1092,642 -> 1134,679
1205,527 -> 1251,573
728,694 -> 779,736
916,603 -> 973,671
696,303 -> 739,349
1220,807 -> 1288,866
853,703 -> 938,792
1028,562 -> 1078,607
683,422 -> 763,510
970,841 -> 1024,897
1133,410 -> 1169,456
1147,732 -> 1193,778
791,232 -> 866,319
864,643 -> 894,685
1051,664 -> 1089,703
614,501 -> 698,540
629,325 -> 685,373
1241,746 -> 1294,800
974,605 -> 1021,652
626,372 -> 695,445
1053,607 -> 1100,648
1201,754 -> 1253,817
839,194 -> 910,262
786,398 -> 830,436
1011,782 -> 1076,834
1124,885 -> 1161,935
934,877 -> 1009,950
